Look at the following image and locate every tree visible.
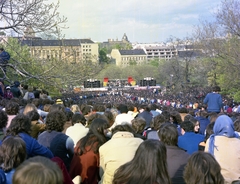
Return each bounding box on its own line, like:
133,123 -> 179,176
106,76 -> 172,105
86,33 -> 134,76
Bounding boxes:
0,0 -> 67,36
0,38 -> 103,94
194,0 -> 240,100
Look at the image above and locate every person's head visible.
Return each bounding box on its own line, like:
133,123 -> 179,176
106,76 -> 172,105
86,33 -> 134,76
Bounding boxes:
188,116 -> 200,133
0,136 -> 26,172
213,115 -> 236,137
212,86 -> 221,92
70,104 -> 81,114
49,104 -> 65,113
0,109 -> 8,129
6,114 -> 31,136
234,119 -> 240,132
72,113 -> 86,125
43,104 -> 52,112
5,101 -> 19,115
170,111 -> 182,125
180,120 -> 194,134
111,124 -> 135,135
113,140 -> 171,184
45,110 -> 66,132
81,105 -> 92,116
23,103 -> 37,115
131,117 -> 146,134
158,123 -> 178,146
104,110 -> 114,127
86,113 -> 108,128
12,156 -> 63,184
183,152 -> 224,184
25,110 -> 40,121
14,81 -> 20,88
151,114 -> 167,130
89,118 -> 109,137
205,122 -> 215,141
118,104 -> 128,114
209,112 -> 218,123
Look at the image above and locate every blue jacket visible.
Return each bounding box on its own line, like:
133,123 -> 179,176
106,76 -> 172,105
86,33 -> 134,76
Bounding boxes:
203,92 -> 223,113
178,132 -> 204,154
19,133 -> 53,158
195,116 -> 210,135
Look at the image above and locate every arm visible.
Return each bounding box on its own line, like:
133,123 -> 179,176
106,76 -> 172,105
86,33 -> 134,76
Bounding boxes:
31,138 -> 54,158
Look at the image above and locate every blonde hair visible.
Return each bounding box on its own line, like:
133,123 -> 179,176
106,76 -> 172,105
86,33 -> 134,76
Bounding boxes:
13,156 -> 63,184
23,104 -> 37,115
70,104 -> 81,114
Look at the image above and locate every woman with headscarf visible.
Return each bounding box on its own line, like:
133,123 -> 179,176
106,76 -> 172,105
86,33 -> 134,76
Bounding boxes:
205,115 -> 240,184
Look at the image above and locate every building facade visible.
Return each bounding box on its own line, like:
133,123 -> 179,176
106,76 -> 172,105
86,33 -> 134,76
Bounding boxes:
111,49 -> 147,66
20,38 -> 99,63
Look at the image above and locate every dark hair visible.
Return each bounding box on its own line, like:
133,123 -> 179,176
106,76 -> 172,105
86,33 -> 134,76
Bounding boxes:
104,110 -> 114,127
0,110 -> 8,129
131,117 -> 146,134
65,110 -> 73,122
76,118 -> 109,155
118,104 -> 128,114
72,113 -> 86,125
6,114 -> 31,136
45,110 -> 66,132
112,124 -> 135,136
26,110 -> 40,121
183,151 -> 224,184
234,119 -> 240,132
158,123 -> 178,146
180,121 -> 194,132
0,136 -> 26,172
12,156 -> 63,184
161,111 -> 170,122
49,104 -> 65,113
113,140 -> 171,184
151,114 -> 166,130
81,105 -> 92,115
212,86 -> 221,92
170,111 -> 182,125
205,123 -> 215,142
5,101 -> 19,115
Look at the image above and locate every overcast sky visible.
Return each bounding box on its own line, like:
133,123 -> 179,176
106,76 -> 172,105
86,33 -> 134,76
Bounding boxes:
57,0 -> 222,43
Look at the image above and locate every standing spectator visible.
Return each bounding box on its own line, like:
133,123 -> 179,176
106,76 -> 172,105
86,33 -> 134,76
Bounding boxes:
158,123 -> 190,184
0,80 -> 5,97
113,140 -> 171,184
38,110 -> 74,171
205,115 -> 240,183
10,81 -> 22,98
203,86 -> 223,113
99,125 -> 143,184
178,121 -> 204,154
0,48 -> 10,77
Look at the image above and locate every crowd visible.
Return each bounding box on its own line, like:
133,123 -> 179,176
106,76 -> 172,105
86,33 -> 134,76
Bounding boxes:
0,80 -> 239,184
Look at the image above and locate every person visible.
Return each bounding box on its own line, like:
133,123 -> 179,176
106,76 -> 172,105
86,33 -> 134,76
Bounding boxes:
131,117 -> 146,139
0,137 -> 27,184
205,115 -> 240,183
5,114 -> 53,159
69,118 -> 109,184
37,110 -> 74,171
12,156 -> 63,184
183,151 -> 224,184
112,140 -> 171,184
0,110 -> 8,140
198,122 -> 214,151
109,104 -> 133,130
99,125 -> 143,184
3,86 -> 13,100
158,123 -> 190,184
0,48 -> 10,77
137,104 -> 152,129
178,120 -> 204,154
10,81 -> 22,98
5,101 -> 19,129
203,86 -> 223,113
195,110 -> 210,135
65,113 -> 89,146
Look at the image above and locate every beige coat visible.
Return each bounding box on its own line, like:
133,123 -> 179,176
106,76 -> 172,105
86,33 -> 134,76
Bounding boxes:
205,136 -> 240,184
99,131 -> 143,184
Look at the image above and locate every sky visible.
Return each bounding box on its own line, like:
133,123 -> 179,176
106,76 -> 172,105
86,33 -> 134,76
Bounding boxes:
56,0 -> 222,43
